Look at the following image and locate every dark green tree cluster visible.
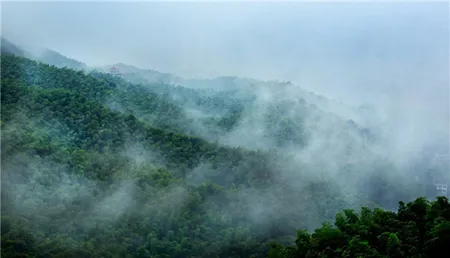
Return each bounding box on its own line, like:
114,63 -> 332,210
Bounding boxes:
268,196 -> 450,258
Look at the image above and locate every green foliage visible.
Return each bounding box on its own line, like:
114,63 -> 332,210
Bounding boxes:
2,54 -> 448,257
269,197 -> 450,258
0,55 -> 283,257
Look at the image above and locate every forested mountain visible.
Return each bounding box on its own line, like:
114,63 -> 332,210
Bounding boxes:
1,46 -> 448,257
34,48 -> 88,70
1,38 -> 29,57
100,62 -> 373,127
1,37 -> 88,71
99,65 -> 376,151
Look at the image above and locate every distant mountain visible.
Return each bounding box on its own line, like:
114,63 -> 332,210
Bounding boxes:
97,63 -> 184,86
93,65 -> 379,154
104,61 -> 379,129
34,48 -> 87,70
1,37 -> 29,57
99,63 -> 261,91
1,37 -> 87,71
1,38 -> 378,143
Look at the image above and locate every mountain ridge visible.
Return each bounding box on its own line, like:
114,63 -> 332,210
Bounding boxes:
1,36 -> 378,128
1,42 -> 448,258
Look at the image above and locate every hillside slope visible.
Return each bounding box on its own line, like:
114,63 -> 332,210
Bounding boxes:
1,53 -> 444,257
1,38 -> 28,57
34,48 -> 88,70
1,37 -> 88,70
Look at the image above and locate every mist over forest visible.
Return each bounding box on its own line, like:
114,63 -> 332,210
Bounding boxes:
1,2 -> 449,258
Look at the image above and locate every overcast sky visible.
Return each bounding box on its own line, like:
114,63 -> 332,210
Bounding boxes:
1,2 -> 449,107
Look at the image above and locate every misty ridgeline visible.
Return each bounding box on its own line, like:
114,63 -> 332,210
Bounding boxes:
1,35 -> 449,258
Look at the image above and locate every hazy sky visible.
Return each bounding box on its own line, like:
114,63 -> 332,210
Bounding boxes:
1,1 -> 449,107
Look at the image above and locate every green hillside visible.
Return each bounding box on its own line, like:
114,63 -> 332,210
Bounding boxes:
1,54 -> 448,257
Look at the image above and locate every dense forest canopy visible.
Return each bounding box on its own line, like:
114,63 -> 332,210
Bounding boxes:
1,40 -> 449,257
